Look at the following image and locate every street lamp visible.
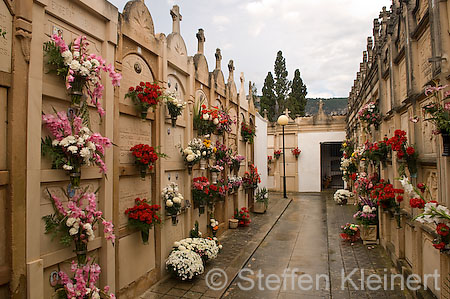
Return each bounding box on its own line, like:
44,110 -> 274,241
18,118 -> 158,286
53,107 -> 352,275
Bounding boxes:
277,114 -> 289,199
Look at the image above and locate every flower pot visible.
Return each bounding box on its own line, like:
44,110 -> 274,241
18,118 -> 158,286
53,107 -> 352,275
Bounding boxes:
211,172 -> 218,184
69,167 -> 81,189
141,229 -> 150,245
229,219 -> 239,229
140,110 -> 148,121
442,133 -> 450,156
360,225 -> 378,244
253,201 -> 266,214
171,215 -> 178,226
200,159 -> 207,170
139,164 -> 147,180
171,115 -> 177,127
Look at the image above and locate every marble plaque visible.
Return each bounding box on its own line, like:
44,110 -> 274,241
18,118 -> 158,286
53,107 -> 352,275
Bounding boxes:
418,29 -> 432,87
0,1 -> 12,73
120,54 -> 153,106
119,114 -> 152,165
118,176 -> 151,227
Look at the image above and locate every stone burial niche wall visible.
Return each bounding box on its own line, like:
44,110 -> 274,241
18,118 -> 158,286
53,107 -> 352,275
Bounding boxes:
12,0 -> 259,298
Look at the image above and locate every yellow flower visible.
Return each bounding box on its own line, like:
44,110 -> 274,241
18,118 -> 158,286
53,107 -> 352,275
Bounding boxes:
343,142 -> 347,147
213,147 -> 217,153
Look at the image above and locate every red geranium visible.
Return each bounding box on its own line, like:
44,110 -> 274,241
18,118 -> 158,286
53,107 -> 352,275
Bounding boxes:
433,242 -> 446,250
409,197 -> 425,209
417,183 -> 426,193
130,144 -> 160,169
406,146 -> 415,156
125,198 -> 161,226
126,81 -> 162,107
437,223 -> 450,237
234,207 -> 251,226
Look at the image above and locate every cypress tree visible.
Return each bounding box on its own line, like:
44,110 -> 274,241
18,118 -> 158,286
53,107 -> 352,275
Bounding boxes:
260,72 -> 276,122
288,69 -> 308,117
273,50 -> 290,117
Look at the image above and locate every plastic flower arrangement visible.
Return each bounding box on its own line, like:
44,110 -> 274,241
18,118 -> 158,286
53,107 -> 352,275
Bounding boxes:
267,155 -> 273,164
255,187 -> 269,209
42,189 -> 115,265
130,144 -> 165,179
340,156 -> 358,184
194,105 -> 220,136
172,237 -> 219,262
274,150 -> 282,160
386,130 -> 419,177
291,147 -> 301,159
162,182 -> 184,218
358,101 -> 381,130
216,109 -> 235,135
333,189 -> 353,205
234,207 -> 251,226
211,180 -> 229,200
341,139 -> 355,158
209,164 -> 224,173
41,111 -> 112,188
363,139 -> 391,166
54,258 -> 116,299
213,141 -> 232,166
189,221 -> 203,238
210,218 -> 219,237
230,154 -> 245,171
192,177 -> 212,213
340,223 -> 360,242
44,34 -> 121,116
125,81 -> 162,119
228,175 -> 243,192
241,122 -> 256,143
124,198 -> 161,244
166,249 -> 204,281
370,180 -> 404,210
353,203 -> 377,226
180,138 -> 211,171
422,84 -> 450,134
243,164 -> 261,189
354,172 -> 377,196
201,138 -> 214,159
163,91 -> 186,126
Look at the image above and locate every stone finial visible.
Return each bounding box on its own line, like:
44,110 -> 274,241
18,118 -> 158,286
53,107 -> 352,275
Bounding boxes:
284,108 -> 291,116
215,48 -> 222,70
228,60 -> 234,81
196,29 -> 205,54
367,37 -> 373,50
363,51 -> 367,63
263,109 -> 268,120
170,5 -> 182,34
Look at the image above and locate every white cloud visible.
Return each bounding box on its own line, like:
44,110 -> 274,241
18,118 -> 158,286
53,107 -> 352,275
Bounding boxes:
212,15 -> 230,26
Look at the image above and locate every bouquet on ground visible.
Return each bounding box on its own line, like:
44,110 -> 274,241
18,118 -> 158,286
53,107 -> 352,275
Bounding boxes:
163,91 -> 186,126
216,109 -> 235,135
241,122 -> 256,143
243,164 -> 261,189
172,237 -> 219,262
166,249 -> 204,281
130,144 -> 165,179
213,141 -> 232,166
255,187 -> 269,209
291,147 -> 301,159
274,150 -> 282,160
230,154 -> 245,171
162,182 -> 184,219
340,223 -> 360,242
234,207 -> 251,226
190,221 -> 203,238
42,189 -> 115,265
228,175 -> 243,192
124,198 -> 161,244
333,189 -> 353,205
44,34 -> 121,116
54,258 -> 116,299
358,101 -> 381,130
42,111 -> 112,188
194,105 -> 219,136
125,81 -> 162,119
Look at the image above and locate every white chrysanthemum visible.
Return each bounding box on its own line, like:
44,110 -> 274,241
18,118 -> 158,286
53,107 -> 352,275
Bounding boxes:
52,139 -> 60,147
82,60 -> 92,70
173,197 -> 181,204
166,250 -> 204,280
166,200 -> 173,207
202,113 -> 209,121
79,66 -> 90,76
69,227 -> 78,235
69,60 -> 81,71
67,145 -> 78,154
80,147 -> 91,158
66,217 -> 76,227
90,59 -> 99,68
63,164 -> 73,171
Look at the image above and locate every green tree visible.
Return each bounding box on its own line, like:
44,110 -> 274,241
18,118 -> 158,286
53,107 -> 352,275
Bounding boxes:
274,50 -> 290,117
250,82 -> 260,110
260,72 -> 276,122
287,69 -> 308,118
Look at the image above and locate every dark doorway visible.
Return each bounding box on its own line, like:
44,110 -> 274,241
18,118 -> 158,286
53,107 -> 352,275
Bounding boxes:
320,142 -> 344,191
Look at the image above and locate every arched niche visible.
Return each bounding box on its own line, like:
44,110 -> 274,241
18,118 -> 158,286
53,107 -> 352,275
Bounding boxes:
214,98 -> 223,109
166,74 -> 186,120
120,54 -> 154,106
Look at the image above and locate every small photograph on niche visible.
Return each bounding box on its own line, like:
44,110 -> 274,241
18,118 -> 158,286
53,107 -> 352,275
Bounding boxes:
49,271 -> 60,287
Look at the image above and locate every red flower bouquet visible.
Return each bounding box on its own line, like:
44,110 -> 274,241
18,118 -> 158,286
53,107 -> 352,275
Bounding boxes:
192,176 -> 212,214
370,180 -> 404,210
386,130 -> 419,177
241,122 -> 256,143
267,155 -> 273,164
291,147 -> 301,159
126,81 -> 162,119
125,198 -> 161,244
340,223 -> 360,242
243,164 -> 261,189
130,144 -> 164,179
274,150 -> 282,160
234,207 -> 251,226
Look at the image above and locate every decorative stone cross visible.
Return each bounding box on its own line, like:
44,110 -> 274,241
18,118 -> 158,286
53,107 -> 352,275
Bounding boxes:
196,29 -> 205,54
215,48 -> 222,70
228,60 -> 234,81
170,5 -> 182,34
284,108 -> 291,116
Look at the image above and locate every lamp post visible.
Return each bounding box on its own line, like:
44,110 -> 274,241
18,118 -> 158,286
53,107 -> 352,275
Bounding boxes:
277,114 -> 289,199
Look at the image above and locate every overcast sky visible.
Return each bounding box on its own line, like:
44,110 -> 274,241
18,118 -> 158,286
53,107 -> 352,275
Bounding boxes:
109,0 -> 392,98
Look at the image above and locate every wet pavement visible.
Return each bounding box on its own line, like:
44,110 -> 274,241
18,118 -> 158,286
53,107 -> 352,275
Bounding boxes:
142,192 -> 409,299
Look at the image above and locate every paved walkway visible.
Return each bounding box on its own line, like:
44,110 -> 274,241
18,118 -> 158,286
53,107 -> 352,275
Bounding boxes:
223,192 -> 409,299
141,193 -> 292,299
142,192 -> 409,299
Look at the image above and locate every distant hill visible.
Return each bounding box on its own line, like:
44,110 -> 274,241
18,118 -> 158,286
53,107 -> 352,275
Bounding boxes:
305,98 -> 348,116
